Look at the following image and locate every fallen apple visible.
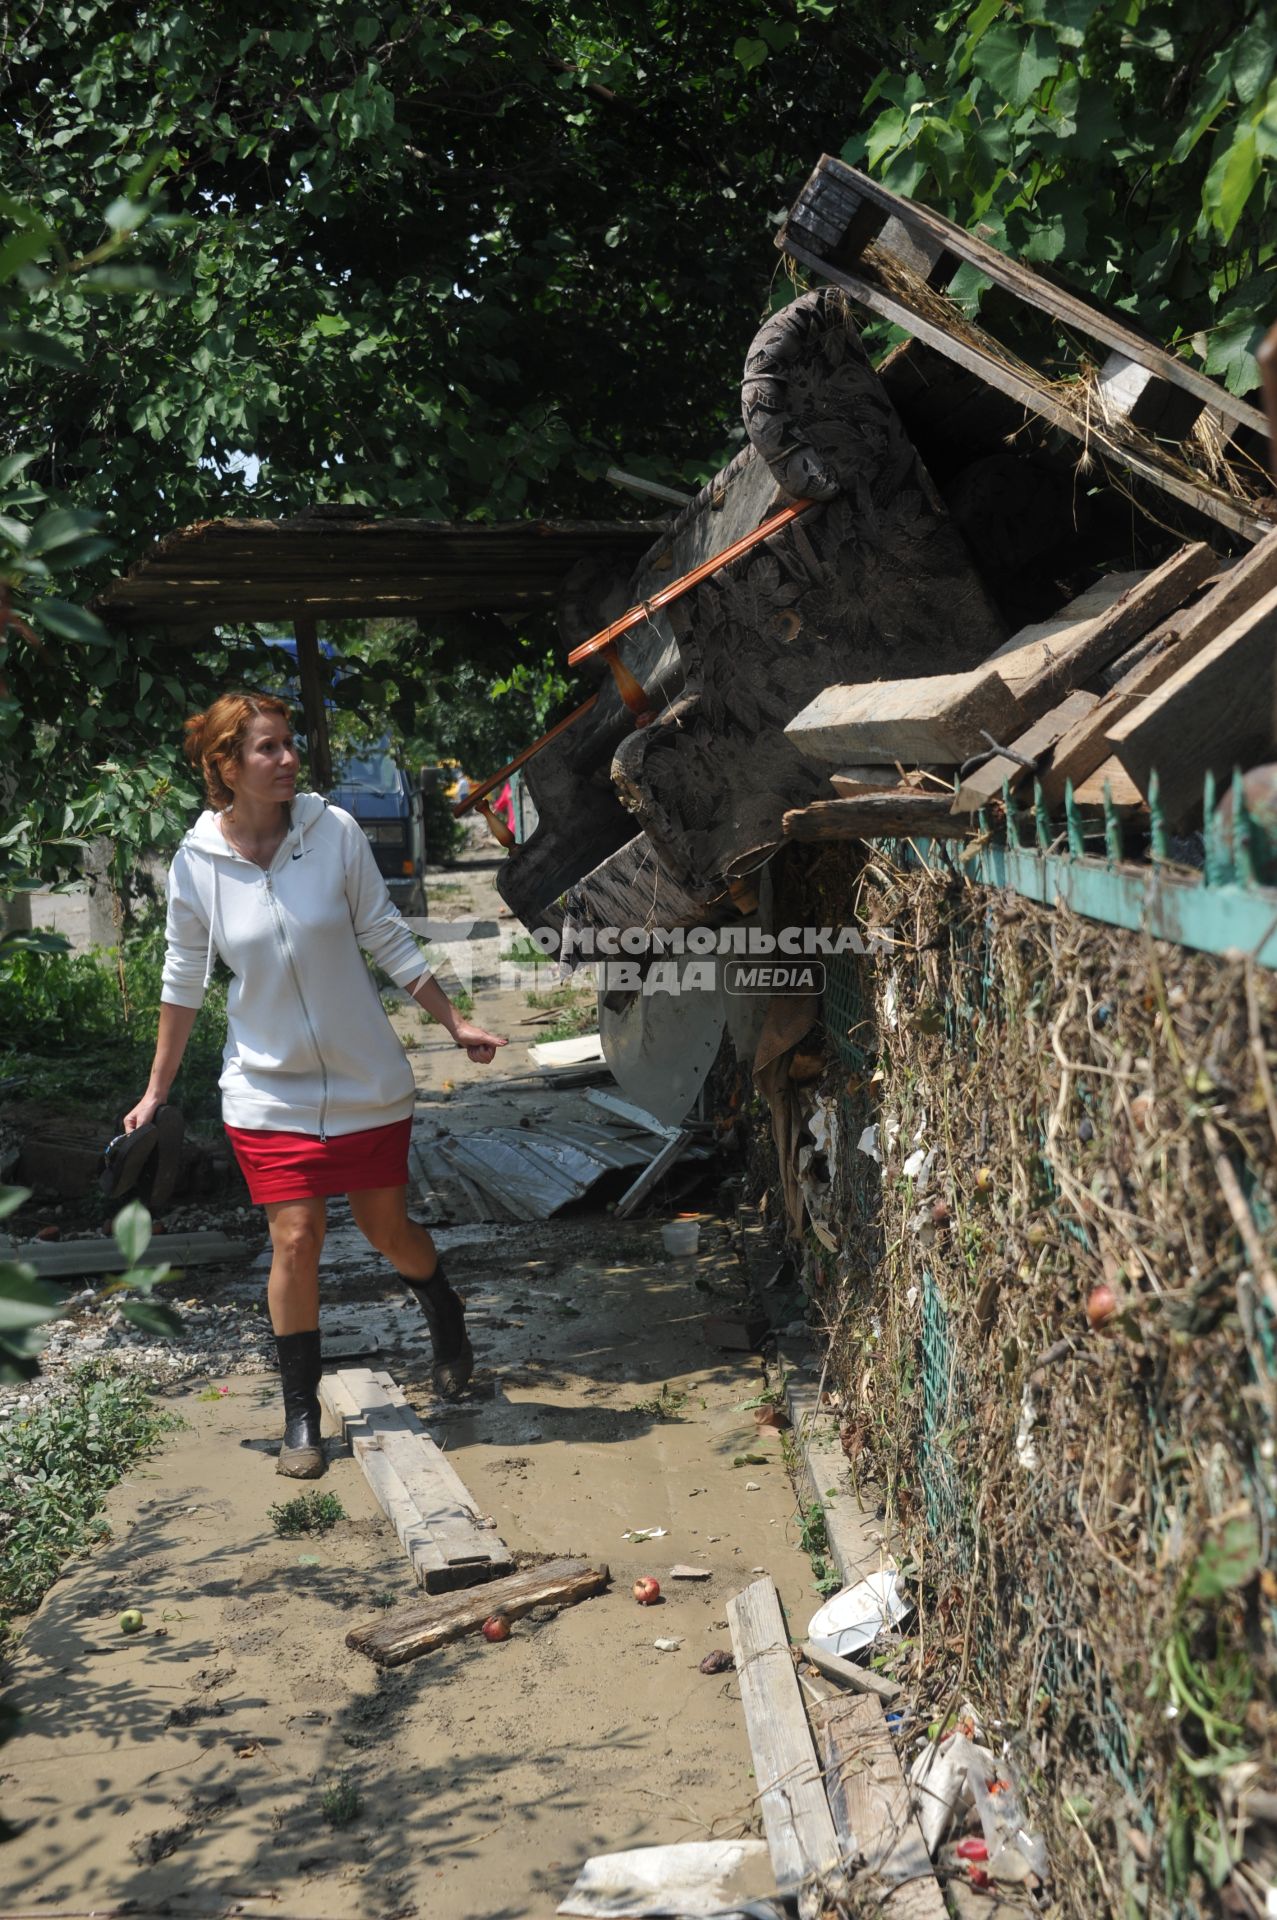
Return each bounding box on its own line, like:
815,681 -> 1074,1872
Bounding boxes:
1087,1284 -> 1118,1329
118,1609 -> 144,1635
481,1613 -> 511,1643
633,1576 -> 661,1605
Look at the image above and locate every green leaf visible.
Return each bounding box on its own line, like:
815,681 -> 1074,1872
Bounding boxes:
26,506 -> 102,556
733,37 -> 769,72
0,451 -> 37,489
957,0 -> 1005,74
1231,23 -> 1274,105
0,326 -> 81,370
1204,127 -> 1261,243
112,1200 -> 152,1267
313,313 -> 350,336
79,264 -> 177,296
104,196 -> 152,234
0,228 -> 52,279
1186,1515 -> 1261,1600
35,599 -> 110,644
1202,310 -> 1266,396
0,1186 -> 32,1221
0,1268 -> 62,1333
120,1298 -> 183,1338
971,22 -> 1058,107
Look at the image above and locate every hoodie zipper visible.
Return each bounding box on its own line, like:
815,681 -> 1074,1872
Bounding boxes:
262,839 -> 331,1142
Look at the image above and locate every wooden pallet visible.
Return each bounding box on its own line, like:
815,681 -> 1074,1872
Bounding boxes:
780,157 -> 1274,545
320,1366 -> 513,1594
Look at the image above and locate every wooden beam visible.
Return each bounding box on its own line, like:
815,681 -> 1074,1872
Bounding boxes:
785,666 -> 1023,768
726,1577 -> 847,1912
801,1639 -> 902,1705
1096,352 -> 1204,442
822,1694 -> 947,1918
783,794 -> 971,841
320,1367 -> 513,1593
1071,758 -> 1146,808
784,159 -> 1268,438
984,571 -> 1146,699
293,611 -> 332,790
780,237 -> 1274,545
952,689 -> 1100,813
1038,533 -> 1277,805
347,1556 -> 611,1666
992,545 -> 1216,712
1105,582 -> 1277,824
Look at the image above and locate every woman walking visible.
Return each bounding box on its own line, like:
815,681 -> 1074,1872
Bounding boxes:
125,692 -> 506,1479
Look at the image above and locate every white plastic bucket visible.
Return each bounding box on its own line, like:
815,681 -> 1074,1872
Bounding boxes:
661,1219 -> 701,1257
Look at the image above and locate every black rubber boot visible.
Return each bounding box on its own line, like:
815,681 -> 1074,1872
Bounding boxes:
403,1260 -> 474,1400
274,1329 -> 325,1478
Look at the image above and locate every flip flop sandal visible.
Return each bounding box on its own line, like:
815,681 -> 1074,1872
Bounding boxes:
99,1124 -> 158,1201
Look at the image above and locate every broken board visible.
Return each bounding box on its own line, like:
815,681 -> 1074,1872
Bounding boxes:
726,1576 -> 846,1915
1105,581 -> 1277,824
823,1694 -> 947,1917
320,1366 -> 513,1594
347,1555 -> 611,1666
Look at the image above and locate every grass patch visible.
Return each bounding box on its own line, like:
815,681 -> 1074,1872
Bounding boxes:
268,1491 -> 346,1538
526,982 -> 597,1043
631,1382 -> 688,1422
797,1499 -> 842,1599
0,1363 -> 177,1622
506,935 -> 550,966
320,1772 -> 363,1827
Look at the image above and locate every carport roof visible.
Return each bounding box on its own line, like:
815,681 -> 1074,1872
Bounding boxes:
95,509 -> 662,626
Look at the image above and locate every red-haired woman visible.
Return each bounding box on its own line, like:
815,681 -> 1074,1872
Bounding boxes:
125,694 -> 507,1479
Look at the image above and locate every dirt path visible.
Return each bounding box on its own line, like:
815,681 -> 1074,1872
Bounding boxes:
2,846 -> 821,1918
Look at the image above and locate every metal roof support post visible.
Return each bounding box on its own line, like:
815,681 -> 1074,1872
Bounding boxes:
294,611 -> 332,792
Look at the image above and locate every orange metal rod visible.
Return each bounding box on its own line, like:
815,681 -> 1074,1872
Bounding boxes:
453,691 -> 601,817
566,496 -> 814,667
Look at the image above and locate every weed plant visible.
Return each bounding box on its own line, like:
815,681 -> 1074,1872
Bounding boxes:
0,1363 -> 176,1621
268,1491 -> 345,1538
320,1772 -> 363,1827
0,920 -> 228,1120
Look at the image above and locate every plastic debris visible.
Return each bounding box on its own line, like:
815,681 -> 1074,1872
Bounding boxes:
623,1527 -> 668,1542
653,1637 -> 683,1652
968,1753 -> 1048,1882
808,1568 -> 909,1659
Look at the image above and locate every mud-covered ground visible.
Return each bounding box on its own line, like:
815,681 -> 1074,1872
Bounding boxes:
2,845 -> 823,1918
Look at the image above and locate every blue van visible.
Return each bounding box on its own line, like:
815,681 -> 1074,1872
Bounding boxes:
327,743 -> 427,916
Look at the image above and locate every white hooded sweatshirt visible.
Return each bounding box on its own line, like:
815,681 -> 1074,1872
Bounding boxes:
161,792 -> 432,1138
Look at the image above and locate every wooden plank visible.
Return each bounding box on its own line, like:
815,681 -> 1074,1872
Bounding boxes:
319,1367 -> 513,1591
788,159 -> 1268,438
801,1640 -> 902,1705
829,766 -> 906,795
823,1695 -> 947,1918
347,1556 -> 611,1665
1097,353 -> 1203,442
985,572 -> 1145,697
614,1128 -> 696,1219
780,238 -> 1275,545
1039,533 -> 1277,805
1106,582 -> 1277,824
994,545 -> 1216,714
726,1577 -> 846,1909
952,690 -> 1100,813
1072,757 -> 1146,809
784,794 -> 972,841
785,666 -> 1023,768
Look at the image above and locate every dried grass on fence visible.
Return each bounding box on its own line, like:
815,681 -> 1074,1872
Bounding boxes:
790,841 -> 1277,1919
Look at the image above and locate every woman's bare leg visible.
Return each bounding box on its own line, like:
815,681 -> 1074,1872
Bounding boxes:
349,1184 -> 471,1395
347,1184 -> 437,1279
265,1196 -> 327,1332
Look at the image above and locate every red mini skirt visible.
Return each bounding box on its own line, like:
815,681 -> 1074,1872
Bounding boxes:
225,1117 -> 412,1205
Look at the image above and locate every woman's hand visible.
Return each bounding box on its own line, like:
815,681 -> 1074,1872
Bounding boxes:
122,1092 -> 164,1133
450,1019 -> 508,1066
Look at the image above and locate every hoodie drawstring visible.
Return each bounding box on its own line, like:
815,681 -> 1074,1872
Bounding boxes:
203,860 -> 220,988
